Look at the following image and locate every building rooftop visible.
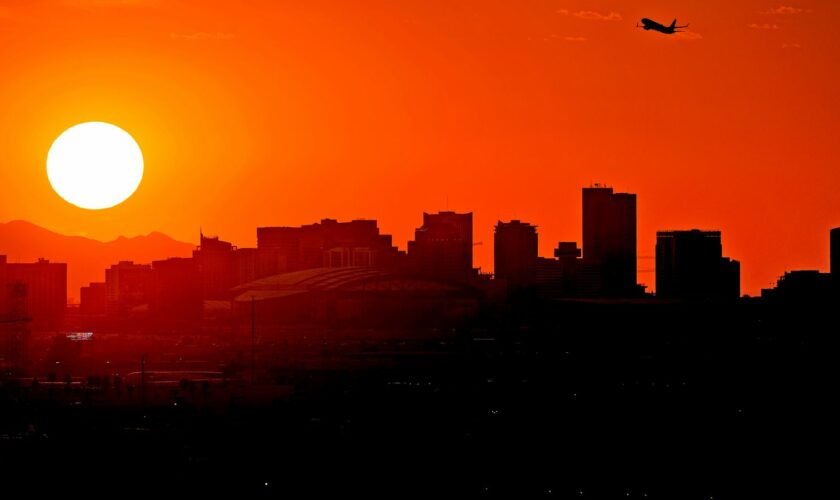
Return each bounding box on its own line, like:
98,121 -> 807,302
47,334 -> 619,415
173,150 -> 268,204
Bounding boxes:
231,266 -> 478,303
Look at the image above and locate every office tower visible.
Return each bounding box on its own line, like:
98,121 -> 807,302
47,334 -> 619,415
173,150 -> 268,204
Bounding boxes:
494,220 -> 538,288
193,233 -> 237,299
80,282 -> 108,316
656,229 -> 740,299
0,256 -> 67,324
257,219 -> 402,272
151,257 -> 202,321
582,185 -> 637,296
105,261 -> 153,314
408,211 -> 473,282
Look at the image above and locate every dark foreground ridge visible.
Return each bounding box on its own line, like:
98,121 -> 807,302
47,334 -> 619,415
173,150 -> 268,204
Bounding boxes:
0,297 -> 832,498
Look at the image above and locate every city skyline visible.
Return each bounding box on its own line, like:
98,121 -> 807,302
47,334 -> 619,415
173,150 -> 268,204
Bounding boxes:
2,1 -> 840,296
0,190 -> 840,296
7,198 -> 840,311
4,186 -> 835,297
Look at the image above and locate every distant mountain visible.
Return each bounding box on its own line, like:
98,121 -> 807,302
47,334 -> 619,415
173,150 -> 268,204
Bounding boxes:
0,220 -> 195,302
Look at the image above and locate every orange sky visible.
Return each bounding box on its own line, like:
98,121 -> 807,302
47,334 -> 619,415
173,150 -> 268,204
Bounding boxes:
1,0 -> 839,295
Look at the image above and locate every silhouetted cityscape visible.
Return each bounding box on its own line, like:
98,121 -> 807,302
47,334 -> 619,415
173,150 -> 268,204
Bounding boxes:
1,184 -> 836,497
4,184 -> 838,335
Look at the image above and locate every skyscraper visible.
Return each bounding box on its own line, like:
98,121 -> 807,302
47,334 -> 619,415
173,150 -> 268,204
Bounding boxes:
656,230 -> 740,299
193,233 -> 237,299
494,220 -> 538,288
257,219 -> 402,272
151,257 -> 202,322
831,227 -> 840,277
408,211 -> 473,282
105,261 -> 153,314
582,185 -> 637,296
80,282 -> 107,316
0,256 -> 67,325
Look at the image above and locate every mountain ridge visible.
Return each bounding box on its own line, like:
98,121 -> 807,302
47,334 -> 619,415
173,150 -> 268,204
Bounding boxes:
0,220 -> 195,302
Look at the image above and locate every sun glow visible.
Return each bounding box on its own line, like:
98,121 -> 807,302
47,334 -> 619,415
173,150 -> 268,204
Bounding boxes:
47,122 -> 144,210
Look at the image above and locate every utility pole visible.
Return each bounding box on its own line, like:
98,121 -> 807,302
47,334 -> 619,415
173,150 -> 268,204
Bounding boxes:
140,353 -> 146,405
251,295 -> 256,384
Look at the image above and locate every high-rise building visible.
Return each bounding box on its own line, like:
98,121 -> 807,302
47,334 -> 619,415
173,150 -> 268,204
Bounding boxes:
720,257 -> 741,299
151,257 -> 202,321
494,220 -> 538,288
80,282 -> 107,316
407,211 -> 473,282
0,256 -> 67,325
105,261 -> 153,314
656,230 -> 740,299
554,242 -> 582,267
540,242 -> 584,296
0,280 -> 29,369
831,227 -> 840,277
582,185 -> 637,296
257,219 -> 402,272
193,233 -> 237,299
232,247 -> 283,286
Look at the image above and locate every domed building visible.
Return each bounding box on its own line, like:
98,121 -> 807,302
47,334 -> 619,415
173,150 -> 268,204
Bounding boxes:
231,267 -> 482,328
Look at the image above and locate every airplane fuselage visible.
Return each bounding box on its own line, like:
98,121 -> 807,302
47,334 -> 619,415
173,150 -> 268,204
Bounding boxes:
640,18 -> 685,35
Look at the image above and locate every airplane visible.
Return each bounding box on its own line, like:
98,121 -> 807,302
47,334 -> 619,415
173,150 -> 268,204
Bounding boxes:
637,18 -> 689,34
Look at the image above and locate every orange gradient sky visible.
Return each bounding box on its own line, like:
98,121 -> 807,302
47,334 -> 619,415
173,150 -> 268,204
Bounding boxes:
1,0 -> 839,295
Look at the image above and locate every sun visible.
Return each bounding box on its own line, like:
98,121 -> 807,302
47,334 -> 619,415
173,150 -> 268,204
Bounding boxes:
47,122 -> 144,210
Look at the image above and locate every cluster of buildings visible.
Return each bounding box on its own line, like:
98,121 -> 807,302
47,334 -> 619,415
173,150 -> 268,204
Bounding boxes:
3,185 -> 839,330
760,227 -> 840,301
75,214 -> 476,322
494,185 -> 642,297
53,214 -> 475,326
494,186 -> 740,300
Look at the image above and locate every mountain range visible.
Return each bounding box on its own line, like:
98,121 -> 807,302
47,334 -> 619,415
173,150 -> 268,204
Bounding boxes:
0,220 -> 195,302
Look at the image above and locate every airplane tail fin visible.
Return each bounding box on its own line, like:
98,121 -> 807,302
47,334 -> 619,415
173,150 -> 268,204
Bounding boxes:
670,19 -> 677,29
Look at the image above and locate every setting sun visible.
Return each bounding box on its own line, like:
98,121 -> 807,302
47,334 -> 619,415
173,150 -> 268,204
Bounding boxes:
46,122 -> 143,210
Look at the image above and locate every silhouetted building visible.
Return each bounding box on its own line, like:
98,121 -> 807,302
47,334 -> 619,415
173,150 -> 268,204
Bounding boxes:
532,242 -> 582,297
554,242 -> 582,267
582,185 -> 637,296
408,212 -> 473,282
105,261 -> 153,314
494,220 -> 538,288
0,256 -> 66,325
761,270 -> 833,301
4,281 -> 26,318
193,233 -> 237,299
534,258 -> 566,297
0,256 -> 5,314
80,282 -> 107,316
256,227 -> 299,272
719,258 -> 741,299
231,267 -> 482,327
831,227 -> 840,279
232,247 -> 282,286
151,257 -> 202,321
0,280 -> 29,370
656,230 -> 740,299
257,219 -> 402,273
